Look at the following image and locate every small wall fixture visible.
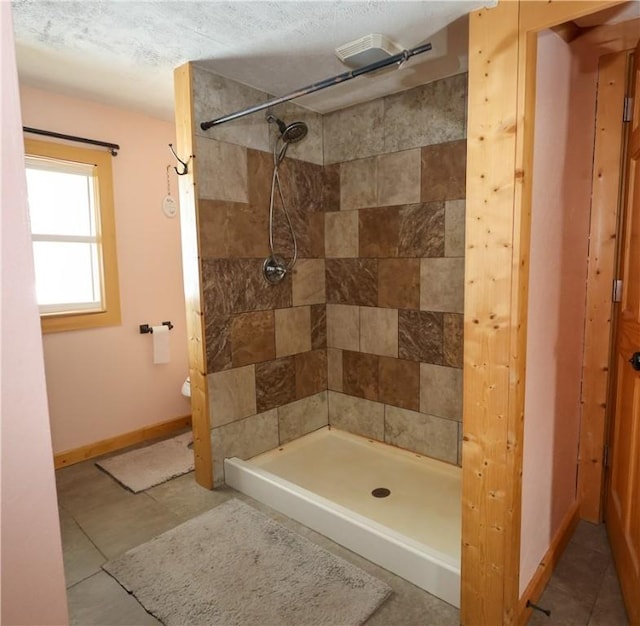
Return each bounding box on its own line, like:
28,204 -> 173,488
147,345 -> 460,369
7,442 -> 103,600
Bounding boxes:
139,321 -> 173,334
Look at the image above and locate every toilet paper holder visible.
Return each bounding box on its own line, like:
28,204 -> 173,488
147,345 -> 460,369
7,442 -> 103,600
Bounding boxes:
139,321 -> 173,334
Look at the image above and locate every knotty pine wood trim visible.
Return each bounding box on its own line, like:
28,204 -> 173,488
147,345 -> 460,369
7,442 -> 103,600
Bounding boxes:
54,414 -> 192,469
517,501 -> 580,626
578,51 -> 629,523
174,62 -> 213,489
463,2 -> 627,623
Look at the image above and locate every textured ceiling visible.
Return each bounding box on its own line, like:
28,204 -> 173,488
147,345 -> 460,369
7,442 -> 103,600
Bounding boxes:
11,0 -> 494,121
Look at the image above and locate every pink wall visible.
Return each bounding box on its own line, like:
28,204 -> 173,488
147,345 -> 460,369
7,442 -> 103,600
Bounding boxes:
519,30 -> 597,594
0,4 -> 68,623
20,86 -> 190,453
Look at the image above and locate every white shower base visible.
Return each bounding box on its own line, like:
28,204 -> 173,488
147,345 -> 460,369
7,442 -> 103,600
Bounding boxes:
224,426 -> 461,607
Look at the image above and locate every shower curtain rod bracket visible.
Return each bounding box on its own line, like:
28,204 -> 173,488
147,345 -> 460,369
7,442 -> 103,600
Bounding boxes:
201,42 -> 432,131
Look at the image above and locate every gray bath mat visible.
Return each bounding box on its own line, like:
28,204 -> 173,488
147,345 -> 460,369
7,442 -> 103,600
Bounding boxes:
96,432 -> 194,493
103,498 -> 392,626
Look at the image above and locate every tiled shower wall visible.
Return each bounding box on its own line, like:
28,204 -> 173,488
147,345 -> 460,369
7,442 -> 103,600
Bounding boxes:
192,67 -> 330,483
189,66 -> 465,482
322,74 -> 466,465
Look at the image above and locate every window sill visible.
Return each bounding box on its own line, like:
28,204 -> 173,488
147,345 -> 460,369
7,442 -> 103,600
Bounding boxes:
41,307 -> 121,333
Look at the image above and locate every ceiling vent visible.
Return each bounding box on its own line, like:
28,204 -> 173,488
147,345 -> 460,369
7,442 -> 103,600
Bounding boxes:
335,34 -> 403,69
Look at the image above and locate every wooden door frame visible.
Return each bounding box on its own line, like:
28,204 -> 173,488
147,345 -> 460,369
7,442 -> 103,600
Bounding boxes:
605,37 -> 640,626
462,2 -> 628,624
578,50 -> 631,523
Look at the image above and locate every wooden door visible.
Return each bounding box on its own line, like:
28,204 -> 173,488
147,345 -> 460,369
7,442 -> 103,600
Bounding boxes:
606,40 -> 640,626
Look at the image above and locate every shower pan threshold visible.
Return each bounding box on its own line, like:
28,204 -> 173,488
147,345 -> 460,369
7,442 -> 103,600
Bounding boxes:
224,427 -> 461,607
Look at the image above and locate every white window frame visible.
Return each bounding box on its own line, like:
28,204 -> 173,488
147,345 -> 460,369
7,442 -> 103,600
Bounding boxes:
24,138 -> 121,333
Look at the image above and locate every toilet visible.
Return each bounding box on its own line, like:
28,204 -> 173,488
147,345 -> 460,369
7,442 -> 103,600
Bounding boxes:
181,377 -> 191,398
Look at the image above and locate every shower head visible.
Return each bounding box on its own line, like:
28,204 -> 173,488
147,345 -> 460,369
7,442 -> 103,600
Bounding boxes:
266,114 -> 308,144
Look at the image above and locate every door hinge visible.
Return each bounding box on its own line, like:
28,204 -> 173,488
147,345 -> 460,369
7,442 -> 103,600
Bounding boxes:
623,96 -> 633,123
603,445 -> 610,468
613,279 -> 623,303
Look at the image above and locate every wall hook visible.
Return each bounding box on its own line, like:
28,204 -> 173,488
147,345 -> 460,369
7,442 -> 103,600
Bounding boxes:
168,144 -> 192,176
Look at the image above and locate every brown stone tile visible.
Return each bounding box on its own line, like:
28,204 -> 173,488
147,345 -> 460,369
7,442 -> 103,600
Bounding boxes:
326,258 -> 377,306
384,405 -> 458,463
327,391 -> 384,441
445,199 -> 465,257
275,306 -> 311,357
279,392 -> 328,444
273,206 -> 323,259
398,310 -> 443,364
420,257 -> 464,313
292,259 -> 325,306
378,357 -> 420,411
269,159 -> 325,260
295,349 -> 327,399
327,348 -> 343,392
324,100 -> 385,165
310,304 -> 326,349
443,313 -> 463,368
271,103 -> 323,164
199,199 -> 269,259
241,258 -> 292,312
201,259 -> 291,316
360,307 -> 398,358
201,259 -> 239,315
230,310 -> 275,368
198,199 -> 228,259
342,350 -> 378,401
208,365 -> 256,428
421,140 -> 467,202
325,211 -> 358,258
196,136 -> 248,203
307,211 -> 325,258
322,163 -> 340,211
420,363 -> 463,421
378,258 -> 420,309
193,70 -> 269,151
359,207 -> 399,258
211,410 -> 278,485
340,157 -> 377,210
255,357 -> 296,412
398,202 -> 445,257
272,214 -> 299,263
247,149 -> 272,206
376,149 -> 421,207
280,157 -> 324,213
383,73 -> 467,153
326,304 -> 359,351
204,313 -> 232,373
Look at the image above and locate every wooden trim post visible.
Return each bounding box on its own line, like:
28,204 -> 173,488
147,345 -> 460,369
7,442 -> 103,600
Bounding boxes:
578,51 -> 629,522
463,4 -> 522,623
463,2 -> 627,623
174,63 -> 213,489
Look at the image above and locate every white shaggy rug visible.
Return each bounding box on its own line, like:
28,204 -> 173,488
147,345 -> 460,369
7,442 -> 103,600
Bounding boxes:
103,498 -> 392,626
96,432 -> 194,493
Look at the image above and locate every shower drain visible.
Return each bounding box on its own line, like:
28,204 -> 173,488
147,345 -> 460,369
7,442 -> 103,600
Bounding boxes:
371,487 -> 391,498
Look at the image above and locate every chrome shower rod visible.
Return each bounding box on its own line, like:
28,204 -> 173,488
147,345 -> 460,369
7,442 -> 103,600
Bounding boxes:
200,42 -> 432,131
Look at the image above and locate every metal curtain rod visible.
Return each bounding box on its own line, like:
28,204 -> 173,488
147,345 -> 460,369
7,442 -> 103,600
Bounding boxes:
23,127 -> 120,156
201,42 -> 432,131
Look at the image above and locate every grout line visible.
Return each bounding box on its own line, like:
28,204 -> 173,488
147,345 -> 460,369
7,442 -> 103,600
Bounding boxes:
65,569 -> 105,591
68,514 -> 108,561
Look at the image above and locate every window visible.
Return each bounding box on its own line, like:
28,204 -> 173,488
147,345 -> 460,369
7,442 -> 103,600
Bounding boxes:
24,139 -> 120,332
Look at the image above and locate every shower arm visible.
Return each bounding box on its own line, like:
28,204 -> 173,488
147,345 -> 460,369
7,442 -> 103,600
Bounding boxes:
200,42 -> 432,131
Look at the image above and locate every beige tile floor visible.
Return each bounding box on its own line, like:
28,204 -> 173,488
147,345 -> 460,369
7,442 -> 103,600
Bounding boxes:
57,456 -> 628,626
